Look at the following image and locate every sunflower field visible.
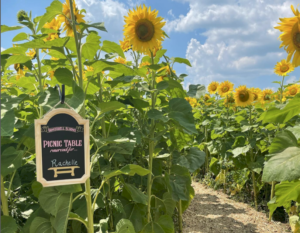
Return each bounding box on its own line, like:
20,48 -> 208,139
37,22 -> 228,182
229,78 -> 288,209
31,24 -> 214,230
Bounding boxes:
1,1 -> 300,233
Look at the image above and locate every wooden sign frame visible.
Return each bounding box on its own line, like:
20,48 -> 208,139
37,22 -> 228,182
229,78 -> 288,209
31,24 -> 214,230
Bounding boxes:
35,108 -> 90,187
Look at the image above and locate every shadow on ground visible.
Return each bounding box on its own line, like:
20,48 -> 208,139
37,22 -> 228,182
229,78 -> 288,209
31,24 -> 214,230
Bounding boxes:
183,194 -> 258,233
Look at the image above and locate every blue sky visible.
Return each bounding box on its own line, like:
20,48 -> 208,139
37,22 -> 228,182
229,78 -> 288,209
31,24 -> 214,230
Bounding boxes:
1,0 -> 300,91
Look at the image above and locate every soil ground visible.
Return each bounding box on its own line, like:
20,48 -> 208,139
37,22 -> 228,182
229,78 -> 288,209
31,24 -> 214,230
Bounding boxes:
183,182 -> 289,233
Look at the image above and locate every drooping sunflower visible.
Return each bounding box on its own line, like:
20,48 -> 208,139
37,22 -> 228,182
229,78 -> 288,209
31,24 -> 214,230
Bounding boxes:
156,76 -> 163,83
43,17 -> 62,41
26,49 -> 36,59
114,56 -> 127,64
234,86 -> 254,107
274,59 -> 294,76
14,64 -> 25,80
275,5 -> 300,67
119,38 -> 132,52
287,83 -> 300,96
208,81 -> 219,94
249,87 -> 261,103
224,93 -> 235,107
260,89 -> 274,104
123,5 -> 165,54
217,81 -> 234,97
58,0 -> 85,37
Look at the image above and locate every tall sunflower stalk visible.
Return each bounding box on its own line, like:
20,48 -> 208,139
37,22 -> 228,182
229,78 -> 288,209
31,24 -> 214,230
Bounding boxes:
68,1 -> 93,232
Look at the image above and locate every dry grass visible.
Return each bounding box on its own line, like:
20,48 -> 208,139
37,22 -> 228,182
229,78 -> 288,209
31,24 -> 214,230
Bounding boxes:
183,182 -> 289,233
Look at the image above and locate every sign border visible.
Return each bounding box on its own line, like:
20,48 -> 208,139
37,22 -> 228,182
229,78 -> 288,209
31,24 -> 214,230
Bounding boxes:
35,108 -> 90,187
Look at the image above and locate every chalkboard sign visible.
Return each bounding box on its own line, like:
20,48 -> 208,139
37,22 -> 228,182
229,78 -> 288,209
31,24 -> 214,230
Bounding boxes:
35,108 -> 90,187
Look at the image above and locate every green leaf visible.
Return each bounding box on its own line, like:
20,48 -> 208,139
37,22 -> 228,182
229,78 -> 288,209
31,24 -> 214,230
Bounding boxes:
169,112 -> 197,134
37,0 -> 63,32
39,187 -> 60,215
1,46 -> 28,55
1,216 -> 18,233
56,184 -> 82,193
1,147 -> 23,176
187,84 -> 205,98
262,147 -> 300,182
141,222 -> 164,233
98,101 -> 126,114
32,181 -> 43,198
66,85 -> 85,112
269,130 -> 298,154
157,215 -> 174,233
172,57 -> 192,67
106,75 -> 135,88
286,125 -> 300,140
88,60 -> 135,76
209,157 -> 220,176
1,25 -> 24,33
81,32 -> 101,60
154,49 -> 167,64
147,109 -> 168,123
18,37 -> 69,49
267,180 -> 300,216
102,164 -> 150,180
102,40 -> 125,58
54,68 -> 74,86
1,109 -> 15,136
30,217 -> 55,233
169,98 -> 192,113
12,32 -> 28,42
157,81 -> 169,90
262,94 -> 300,124
5,55 -> 31,69
79,22 -> 107,32
98,217 -> 109,233
173,148 -> 206,173
123,183 -> 148,205
162,193 -> 176,216
52,193 -> 72,233
231,145 -> 251,157
116,219 -> 136,233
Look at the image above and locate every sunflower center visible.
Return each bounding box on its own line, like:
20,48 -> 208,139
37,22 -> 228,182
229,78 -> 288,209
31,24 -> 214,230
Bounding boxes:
212,85 -> 217,91
239,91 -> 249,102
222,86 -> 229,92
253,93 -> 258,101
264,95 -> 270,101
280,65 -> 289,72
290,88 -> 297,95
293,31 -> 300,48
135,19 -> 155,42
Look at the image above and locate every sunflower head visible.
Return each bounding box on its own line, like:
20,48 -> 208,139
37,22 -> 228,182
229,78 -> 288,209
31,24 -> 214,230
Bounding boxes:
218,81 -> 234,97
249,87 -> 261,102
158,65 -> 175,75
274,59 -> 294,76
234,86 -> 254,107
26,49 -> 36,60
123,5 -> 165,54
275,5 -> 300,67
114,56 -> 127,64
43,17 -> 62,41
119,38 -> 132,52
203,94 -> 212,106
208,81 -> 219,94
48,70 -> 55,79
14,63 -> 25,80
224,93 -> 235,107
287,83 -> 300,96
17,10 -> 29,22
139,61 -> 151,68
185,97 -> 198,108
260,89 -> 274,104
58,0 -> 85,37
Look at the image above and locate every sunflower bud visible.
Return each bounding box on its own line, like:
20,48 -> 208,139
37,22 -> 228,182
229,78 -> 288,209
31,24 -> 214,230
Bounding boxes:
17,10 -> 29,22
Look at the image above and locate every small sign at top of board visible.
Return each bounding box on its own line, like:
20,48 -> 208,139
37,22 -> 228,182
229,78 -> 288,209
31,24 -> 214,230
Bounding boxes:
35,108 -> 90,187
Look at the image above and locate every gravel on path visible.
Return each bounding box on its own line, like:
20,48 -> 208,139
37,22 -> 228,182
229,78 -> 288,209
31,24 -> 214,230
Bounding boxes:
183,182 -> 289,233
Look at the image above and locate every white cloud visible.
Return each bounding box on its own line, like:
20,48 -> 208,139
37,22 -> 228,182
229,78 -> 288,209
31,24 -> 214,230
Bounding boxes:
286,75 -> 297,84
167,9 -> 175,18
166,0 -> 299,88
1,47 -> 5,52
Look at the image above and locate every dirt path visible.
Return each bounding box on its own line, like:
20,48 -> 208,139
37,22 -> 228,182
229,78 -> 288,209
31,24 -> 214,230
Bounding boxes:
183,182 -> 289,233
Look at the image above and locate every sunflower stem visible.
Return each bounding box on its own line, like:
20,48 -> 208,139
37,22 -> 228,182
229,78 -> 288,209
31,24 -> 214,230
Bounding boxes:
280,75 -> 285,103
1,176 -> 9,216
178,200 -> 183,233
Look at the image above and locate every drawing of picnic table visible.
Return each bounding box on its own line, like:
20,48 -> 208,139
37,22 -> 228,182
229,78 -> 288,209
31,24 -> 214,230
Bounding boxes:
48,166 -> 80,178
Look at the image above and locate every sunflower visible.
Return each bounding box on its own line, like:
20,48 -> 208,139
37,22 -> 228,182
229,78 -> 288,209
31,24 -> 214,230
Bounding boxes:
260,89 -> 274,104
274,59 -> 294,76
185,97 -> 198,108
26,49 -> 36,59
249,87 -> 261,102
275,5 -> 300,67
119,38 -> 132,52
146,40 -> 162,57
217,81 -> 234,97
234,86 -> 254,107
123,5 -> 165,54
156,76 -> 163,83
208,81 -> 219,94
86,66 -> 94,72
43,17 -> 61,41
50,57 -> 59,61
14,64 -> 25,80
203,94 -> 212,106
48,70 -> 55,79
114,56 -> 127,64
139,61 -> 151,68
274,91 -> 287,102
224,93 -> 235,107
158,65 -> 176,75
287,83 -> 300,96
58,0 -> 85,37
